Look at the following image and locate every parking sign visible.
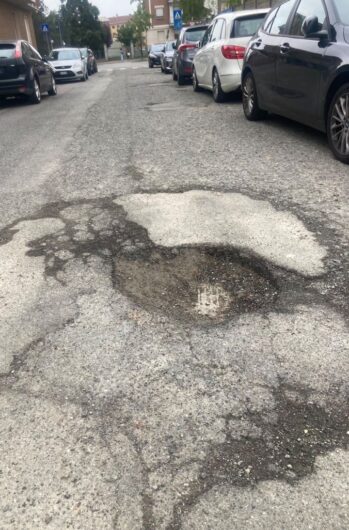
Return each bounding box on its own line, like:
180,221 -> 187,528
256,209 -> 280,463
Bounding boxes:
41,23 -> 49,33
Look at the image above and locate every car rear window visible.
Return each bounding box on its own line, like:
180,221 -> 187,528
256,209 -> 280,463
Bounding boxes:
0,44 -> 15,59
49,50 -> 81,61
232,15 -> 266,38
151,44 -> 165,52
184,27 -> 207,42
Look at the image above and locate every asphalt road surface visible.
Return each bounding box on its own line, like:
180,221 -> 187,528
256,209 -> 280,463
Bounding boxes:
0,61 -> 348,529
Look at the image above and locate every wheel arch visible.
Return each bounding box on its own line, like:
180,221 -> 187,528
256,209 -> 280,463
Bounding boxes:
325,69 -> 349,121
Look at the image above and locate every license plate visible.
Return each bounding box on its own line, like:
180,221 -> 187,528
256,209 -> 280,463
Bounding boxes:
59,71 -> 68,75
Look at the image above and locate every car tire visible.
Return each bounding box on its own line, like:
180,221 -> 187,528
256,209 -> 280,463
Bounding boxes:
242,71 -> 266,121
48,74 -> 57,96
149,61 -> 154,68
30,77 -> 41,104
177,74 -> 185,86
212,69 -> 225,103
172,68 -> 177,81
327,82 -> 349,164
192,67 -> 201,92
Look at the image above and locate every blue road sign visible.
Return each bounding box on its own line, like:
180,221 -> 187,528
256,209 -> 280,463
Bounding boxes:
173,9 -> 182,31
41,23 -> 49,33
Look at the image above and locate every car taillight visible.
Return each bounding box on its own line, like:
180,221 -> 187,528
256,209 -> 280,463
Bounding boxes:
178,43 -> 196,55
221,45 -> 245,60
14,41 -> 22,59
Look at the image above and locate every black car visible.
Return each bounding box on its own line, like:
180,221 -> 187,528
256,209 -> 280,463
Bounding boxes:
148,43 -> 165,68
0,40 -> 56,104
242,0 -> 349,164
172,24 -> 208,85
160,41 -> 176,73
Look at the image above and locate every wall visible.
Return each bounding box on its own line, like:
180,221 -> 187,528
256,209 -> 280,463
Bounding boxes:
0,0 -> 37,46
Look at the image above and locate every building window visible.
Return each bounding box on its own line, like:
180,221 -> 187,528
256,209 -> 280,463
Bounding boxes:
155,6 -> 164,17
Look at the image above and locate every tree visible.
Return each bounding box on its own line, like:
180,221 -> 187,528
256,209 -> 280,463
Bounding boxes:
59,0 -> 105,53
130,4 -> 151,56
177,0 -> 209,23
117,22 -> 135,48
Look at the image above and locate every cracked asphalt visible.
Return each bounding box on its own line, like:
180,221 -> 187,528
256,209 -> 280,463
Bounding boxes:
0,61 -> 349,529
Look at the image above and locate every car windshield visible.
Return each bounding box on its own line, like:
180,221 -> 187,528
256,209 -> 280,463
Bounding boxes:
151,44 -> 164,52
334,0 -> 349,24
0,44 -> 15,59
49,50 -> 81,61
79,48 -> 88,57
184,28 -> 207,42
165,42 -> 175,51
233,15 -> 266,38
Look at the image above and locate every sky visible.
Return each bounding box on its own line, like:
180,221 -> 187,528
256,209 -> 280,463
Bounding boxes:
45,0 -> 134,18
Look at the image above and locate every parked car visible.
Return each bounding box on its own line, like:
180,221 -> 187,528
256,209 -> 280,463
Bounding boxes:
0,40 -> 56,104
242,0 -> 349,164
172,24 -> 208,85
80,47 -> 98,75
160,41 -> 176,73
48,48 -> 88,82
148,43 -> 165,68
192,9 -> 268,101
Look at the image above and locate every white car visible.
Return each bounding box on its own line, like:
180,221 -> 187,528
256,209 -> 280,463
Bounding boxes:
48,48 -> 88,82
193,9 -> 268,102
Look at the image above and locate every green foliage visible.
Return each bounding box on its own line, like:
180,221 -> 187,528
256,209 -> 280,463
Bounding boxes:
117,22 -> 135,48
131,4 -> 151,53
178,0 -> 209,23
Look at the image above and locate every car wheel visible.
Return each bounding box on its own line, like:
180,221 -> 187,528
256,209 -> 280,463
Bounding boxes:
172,68 -> 177,81
30,77 -> 41,104
149,61 -> 154,68
48,74 -> 57,96
212,69 -> 225,103
327,83 -> 349,164
242,72 -> 266,121
192,67 -> 201,92
177,74 -> 185,86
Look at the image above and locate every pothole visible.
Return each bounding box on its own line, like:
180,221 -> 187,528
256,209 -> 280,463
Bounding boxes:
114,246 -> 278,324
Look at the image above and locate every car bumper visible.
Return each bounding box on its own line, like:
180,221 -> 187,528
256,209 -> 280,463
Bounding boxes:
178,59 -> 194,77
220,72 -> 242,93
0,79 -> 32,97
53,70 -> 83,80
149,57 -> 161,65
164,61 -> 173,71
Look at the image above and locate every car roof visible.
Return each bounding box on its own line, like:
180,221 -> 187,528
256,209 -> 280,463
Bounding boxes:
214,8 -> 269,21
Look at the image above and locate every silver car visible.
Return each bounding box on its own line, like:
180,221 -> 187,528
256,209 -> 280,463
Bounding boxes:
48,48 -> 88,82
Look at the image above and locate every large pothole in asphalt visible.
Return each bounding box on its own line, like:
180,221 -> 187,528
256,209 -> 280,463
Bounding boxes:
114,246 -> 278,324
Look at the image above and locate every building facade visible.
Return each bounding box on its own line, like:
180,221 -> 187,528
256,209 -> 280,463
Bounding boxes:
108,15 -> 133,41
145,0 -> 175,46
0,0 -> 37,46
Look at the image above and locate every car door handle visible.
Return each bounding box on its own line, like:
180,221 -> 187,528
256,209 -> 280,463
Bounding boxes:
280,43 -> 290,54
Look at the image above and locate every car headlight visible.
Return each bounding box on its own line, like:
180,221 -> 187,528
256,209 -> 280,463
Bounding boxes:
72,62 -> 82,69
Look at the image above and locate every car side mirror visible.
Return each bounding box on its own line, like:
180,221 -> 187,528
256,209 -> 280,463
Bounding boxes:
196,41 -> 201,49
172,42 -> 176,49
302,16 -> 327,39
